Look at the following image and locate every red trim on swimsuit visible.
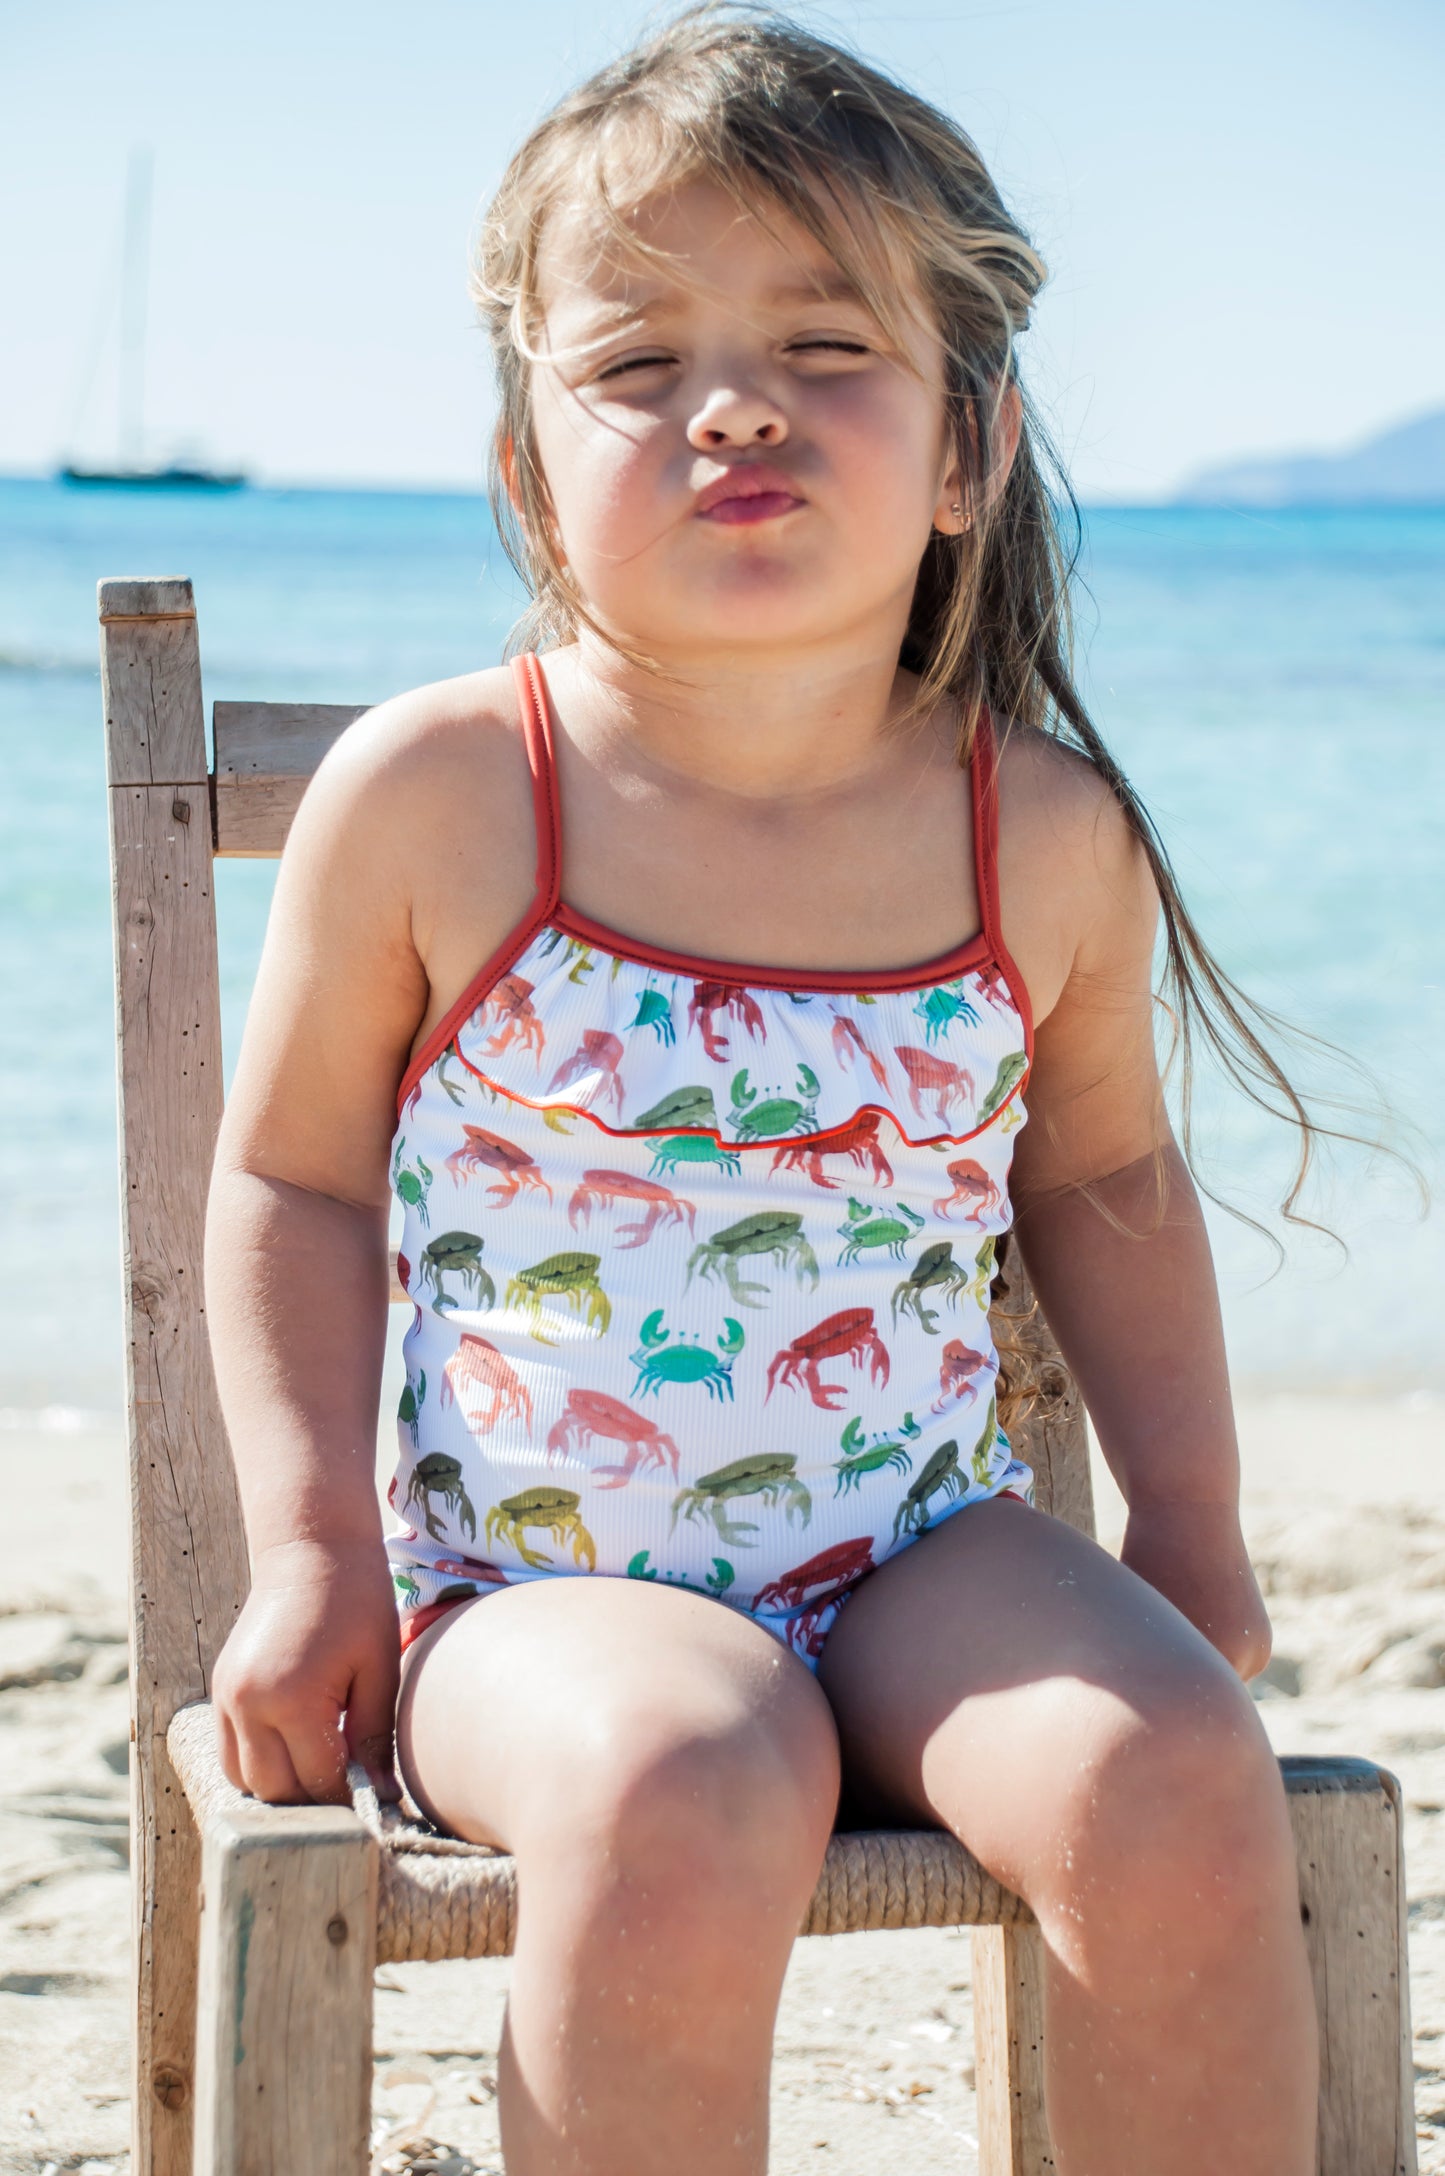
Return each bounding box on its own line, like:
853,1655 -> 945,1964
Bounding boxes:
396,656 -> 1033,1116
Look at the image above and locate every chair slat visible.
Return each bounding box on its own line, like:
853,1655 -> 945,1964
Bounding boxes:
212,699 -> 370,856
103,579 -> 251,2176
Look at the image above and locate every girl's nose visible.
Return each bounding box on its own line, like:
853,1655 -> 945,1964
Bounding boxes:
686,382 -> 788,450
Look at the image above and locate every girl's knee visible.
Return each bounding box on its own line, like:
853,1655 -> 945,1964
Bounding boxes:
521,1671 -> 840,1920
1040,1666 -> 1295,1948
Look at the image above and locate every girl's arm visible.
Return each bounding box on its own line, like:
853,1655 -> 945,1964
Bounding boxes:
205,708 -> 432,1805
1006,767 -> 1272,1680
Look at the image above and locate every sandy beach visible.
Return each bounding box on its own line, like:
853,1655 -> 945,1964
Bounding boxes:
2,1390 -> 1442,2175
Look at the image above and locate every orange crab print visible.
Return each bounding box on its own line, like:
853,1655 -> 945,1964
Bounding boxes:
545,1390 -> 682,1487
932,1156 -> 1002,1224
445,1123 -> 553,1206
546,1028 -> 626,1115
440,1334 -> 535,1434
567,1168 -> 697,1247
481,973 -> 546,1059
894,1044 -> 976,1126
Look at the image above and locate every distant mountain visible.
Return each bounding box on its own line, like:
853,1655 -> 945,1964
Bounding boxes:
1174,407 -> 1445,507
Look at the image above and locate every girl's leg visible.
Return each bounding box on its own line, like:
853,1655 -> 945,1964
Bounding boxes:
817,1496 -> 1318,2176
396,1576 -> 841,2176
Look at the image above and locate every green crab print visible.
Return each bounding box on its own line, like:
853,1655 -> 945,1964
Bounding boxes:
503,1251 -> 612,1344
890,1241 -> 975,1334
729,1063 -> 821,1142
646,1132 -> 742,1179
970,1395 -> 1000,1484
398,1368 -> 426,1446
914,979 -> 980,1044
631,1309 -> 745,1401
978,1050 -> 1029,1124
671,1453 -> 812,1548
537,928 -> 598,985
685,1211 -> 820,1309
837,1198 -> 926,1266
627,986 -> 677,1045
404,1452 -> 477,1544
892,1437 -> 965,1541
393,1569 -> 421,1606
418,1231 -> 495,1314
485,1487 -> 596,1572
627,1549 -> 736,1596
630,1084 -> 721,1134
832,1410 -> 922,1495
391,1145 -> 435,1229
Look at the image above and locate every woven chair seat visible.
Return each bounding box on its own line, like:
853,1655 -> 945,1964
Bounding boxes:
168,1703 -> 1032,1966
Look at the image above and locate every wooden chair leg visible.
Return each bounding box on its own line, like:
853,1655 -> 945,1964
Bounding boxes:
974,1922 -> 1054,2175
192,1802 -> 378,2175
1285,1757 -> 1417,2176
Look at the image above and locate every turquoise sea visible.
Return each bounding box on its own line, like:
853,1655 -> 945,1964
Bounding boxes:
0,476 -> 1439,1418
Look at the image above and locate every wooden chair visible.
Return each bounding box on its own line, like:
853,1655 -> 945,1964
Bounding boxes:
100,576 -> 1418,2176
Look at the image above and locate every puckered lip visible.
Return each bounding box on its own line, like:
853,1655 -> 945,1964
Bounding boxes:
693,463 -> 806,515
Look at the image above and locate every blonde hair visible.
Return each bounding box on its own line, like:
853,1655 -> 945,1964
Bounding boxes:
472,2 -> 1400,1239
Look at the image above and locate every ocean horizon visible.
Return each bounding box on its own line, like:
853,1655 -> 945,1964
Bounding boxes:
1,474 -> 1439,1419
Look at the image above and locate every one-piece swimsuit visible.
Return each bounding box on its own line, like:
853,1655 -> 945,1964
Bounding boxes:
386,652 -> 1036,1668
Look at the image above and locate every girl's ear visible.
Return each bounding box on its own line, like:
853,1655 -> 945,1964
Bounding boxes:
933,380 -> 1024,534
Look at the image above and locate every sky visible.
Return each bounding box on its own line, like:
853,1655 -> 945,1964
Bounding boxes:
2,0 -> 1442,500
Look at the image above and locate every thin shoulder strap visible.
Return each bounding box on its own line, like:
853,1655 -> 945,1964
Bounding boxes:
510,651 -> 562,917
968,704 -> 1006,957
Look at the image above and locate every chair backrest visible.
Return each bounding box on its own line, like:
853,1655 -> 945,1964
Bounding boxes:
101,574 -> 1095,1756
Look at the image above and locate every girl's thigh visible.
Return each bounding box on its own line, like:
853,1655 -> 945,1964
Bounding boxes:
817,1497 -> 1279,1906
396,1574 -> 842,1860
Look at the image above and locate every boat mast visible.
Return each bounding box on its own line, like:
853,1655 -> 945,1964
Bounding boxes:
119,149 -> 152,469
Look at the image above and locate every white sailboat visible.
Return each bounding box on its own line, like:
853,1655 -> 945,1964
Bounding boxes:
59,149 -> 246,491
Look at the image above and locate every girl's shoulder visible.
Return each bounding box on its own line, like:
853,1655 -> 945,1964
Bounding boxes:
992,717 -> 1157,1027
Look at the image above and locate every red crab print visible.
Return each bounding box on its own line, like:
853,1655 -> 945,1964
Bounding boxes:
433,1555 -> 509,1587
445,1124 -> 553,1206
546,1029 -> 626,1116
764,1306 -> 891,1410
481,974 -> 545,1059
895,1044 -> 975,1126
567,1168 -> 697,1247
545,1390 -> 681,1487
932,1156 -> 1002,1225
753,1537 -> 877,1658
931,1338 -> 989,1414
770,1110 -> 894,1191
829,1008 -> 889,1090
688,980 -> 767,1063
974,960 -> 1016,1016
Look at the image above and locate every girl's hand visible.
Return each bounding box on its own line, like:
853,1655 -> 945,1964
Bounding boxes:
211,1539 -> 402,1806
1119,1501 -> 1273,1683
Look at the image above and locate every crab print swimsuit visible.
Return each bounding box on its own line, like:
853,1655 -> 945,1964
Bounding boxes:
387,653 -> 1036,1669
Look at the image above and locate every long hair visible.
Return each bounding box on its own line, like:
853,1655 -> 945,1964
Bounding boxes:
471,1 -> 1403,1243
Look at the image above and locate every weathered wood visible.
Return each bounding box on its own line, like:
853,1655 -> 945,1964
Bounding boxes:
974,1922 -> 1054,2176
212,699 -> 368,855
105,587 -> 251,2176
102,605 -> 210,792
100,576 -> 197,622
1284,1756 -> 1417,2176
193,1804 -> 377,2175
989,1241 -> 1095,1538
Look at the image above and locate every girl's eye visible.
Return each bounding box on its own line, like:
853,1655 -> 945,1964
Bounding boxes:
788,339 -> 869,356
596,354 -> 674,381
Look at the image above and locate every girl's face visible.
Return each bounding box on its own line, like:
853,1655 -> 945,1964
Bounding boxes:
527,180 -> 962,660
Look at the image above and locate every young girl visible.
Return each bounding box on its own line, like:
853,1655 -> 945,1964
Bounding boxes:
207,9 -> 1321,2171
